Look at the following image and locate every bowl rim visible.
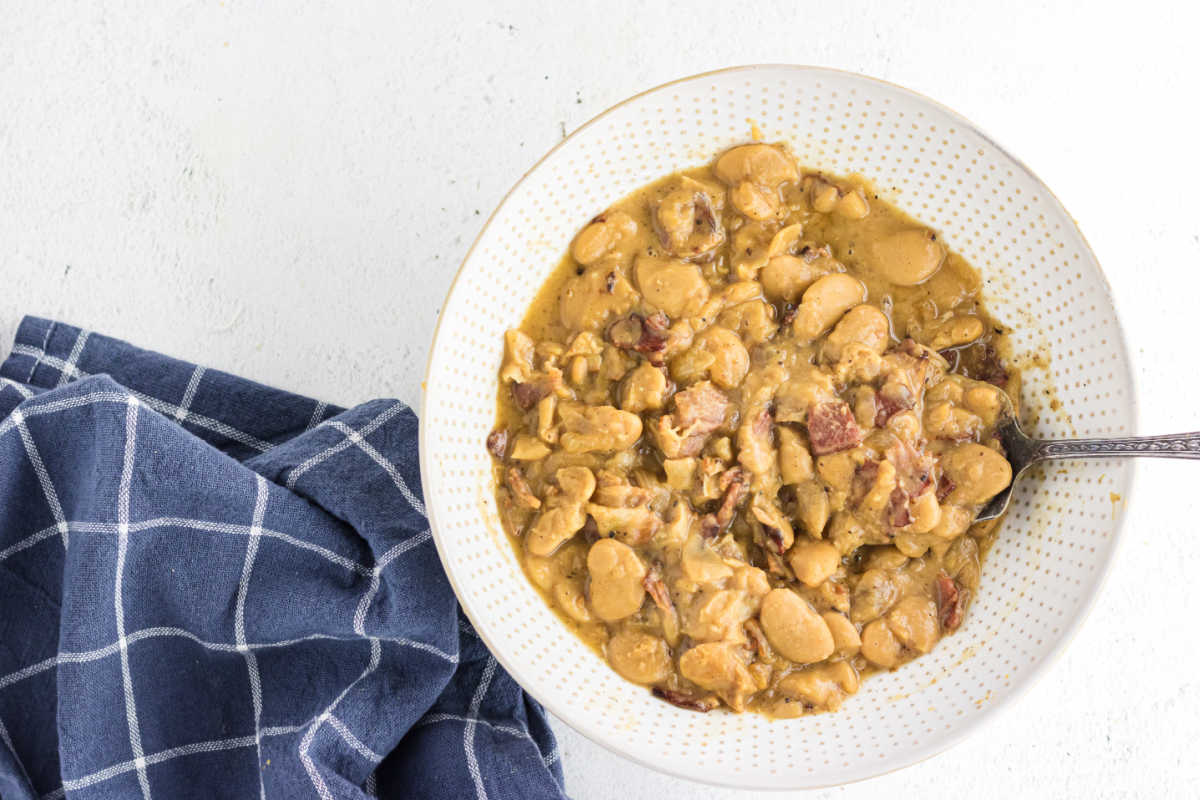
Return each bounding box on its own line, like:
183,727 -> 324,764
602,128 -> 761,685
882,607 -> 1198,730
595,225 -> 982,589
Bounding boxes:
418,63 -> 1140,790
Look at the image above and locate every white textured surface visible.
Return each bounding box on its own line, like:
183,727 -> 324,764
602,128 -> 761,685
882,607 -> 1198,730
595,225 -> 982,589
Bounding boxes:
1,2 -> 1197,798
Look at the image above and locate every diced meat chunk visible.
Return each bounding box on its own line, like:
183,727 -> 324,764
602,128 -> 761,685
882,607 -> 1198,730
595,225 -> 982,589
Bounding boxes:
675,381 -> 729,433
886,439 -> 935,497
643,562 -> 674,615
652,687 -> 717,712
608,312 -> 670,365
887,486 -> 912,528
874,383 -> 914,427
974,344 -> 1009,388
511,367 -> 568,410
848,459 -> 880,507
714,468 -> 748,530
750,493 -> 794,554
486,429 -> 508,459
512,380 -> 550,410
654,416 -> 701,458
935,572 -> 967,631
653,381 -> 730,458
506,467 -> 541,510
806,401 -> 862,455
936,474 -> 956,503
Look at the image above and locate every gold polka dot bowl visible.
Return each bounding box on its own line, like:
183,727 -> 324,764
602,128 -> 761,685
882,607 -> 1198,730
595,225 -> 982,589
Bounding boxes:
418,66 -> 1136,789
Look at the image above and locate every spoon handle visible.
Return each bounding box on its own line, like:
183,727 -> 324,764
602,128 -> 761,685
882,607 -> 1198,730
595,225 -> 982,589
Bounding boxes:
1030,431 -> 1200,462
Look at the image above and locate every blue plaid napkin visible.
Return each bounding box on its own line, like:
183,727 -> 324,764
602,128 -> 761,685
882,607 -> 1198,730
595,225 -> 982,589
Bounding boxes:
0,317 -> 565,800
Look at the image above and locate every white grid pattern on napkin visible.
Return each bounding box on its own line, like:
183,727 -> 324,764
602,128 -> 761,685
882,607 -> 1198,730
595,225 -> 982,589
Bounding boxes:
9,343 -> 276,452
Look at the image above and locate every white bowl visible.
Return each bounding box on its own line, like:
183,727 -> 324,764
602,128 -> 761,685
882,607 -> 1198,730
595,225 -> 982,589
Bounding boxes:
419,65 -> 1136,789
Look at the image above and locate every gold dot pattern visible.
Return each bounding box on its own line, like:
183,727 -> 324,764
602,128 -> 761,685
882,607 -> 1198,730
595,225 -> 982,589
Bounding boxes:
419,67 -> 1136,789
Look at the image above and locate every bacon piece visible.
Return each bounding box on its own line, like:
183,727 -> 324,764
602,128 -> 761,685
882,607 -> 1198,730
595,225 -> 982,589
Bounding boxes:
887,486 -> 911,528
655,381 -> 731,458
799,243 -> 831,262
714,470 -> 748,530
806,401 -> 862,455
849,459 -> 880,506
675,381 -> 729,434
874,384 -> 914,427
764,527 -> 785,554
506,467 -> 541,510
899,338 -> 928,360
749,541 -> 790,576
608,312 -> 670,364
936,572 -> 967,631
652,687 -> 718,713
641,310 -> 670,341
486,429 -> 508,459
608,316 -> 642,349
743,619 -> 772,660
654,417 -> 699,459
511,381 -> 550,410
887,439 -> 934,497
750,494 -> 794,554
975,344 -> 1009,387
579,515 -> 600,544
699,514 -> 721,540
717,465 -> 745,492
936,474 -> 956,503
643,562 -> 674,615
693,193 -> 719,238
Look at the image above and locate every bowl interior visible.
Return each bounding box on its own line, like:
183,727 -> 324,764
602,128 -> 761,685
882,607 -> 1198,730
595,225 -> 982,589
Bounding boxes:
420,66 -> 1135,789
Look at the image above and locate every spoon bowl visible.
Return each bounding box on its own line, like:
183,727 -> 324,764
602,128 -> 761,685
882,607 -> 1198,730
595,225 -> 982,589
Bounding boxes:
977,402 -> 1200,521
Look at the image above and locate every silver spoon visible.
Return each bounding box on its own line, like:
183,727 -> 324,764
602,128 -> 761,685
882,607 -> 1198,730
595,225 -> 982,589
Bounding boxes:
976,403 -> 1200,521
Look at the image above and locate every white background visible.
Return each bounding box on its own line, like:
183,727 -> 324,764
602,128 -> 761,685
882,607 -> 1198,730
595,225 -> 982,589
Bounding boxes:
2,2 -> 1198,797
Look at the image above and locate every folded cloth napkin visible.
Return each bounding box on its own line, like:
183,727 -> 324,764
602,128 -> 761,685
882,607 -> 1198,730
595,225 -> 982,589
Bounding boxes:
0,317 -> 566,800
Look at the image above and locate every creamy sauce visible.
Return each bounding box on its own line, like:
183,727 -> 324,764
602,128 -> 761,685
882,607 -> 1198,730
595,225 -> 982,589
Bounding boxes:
487,143 -> 1018,717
